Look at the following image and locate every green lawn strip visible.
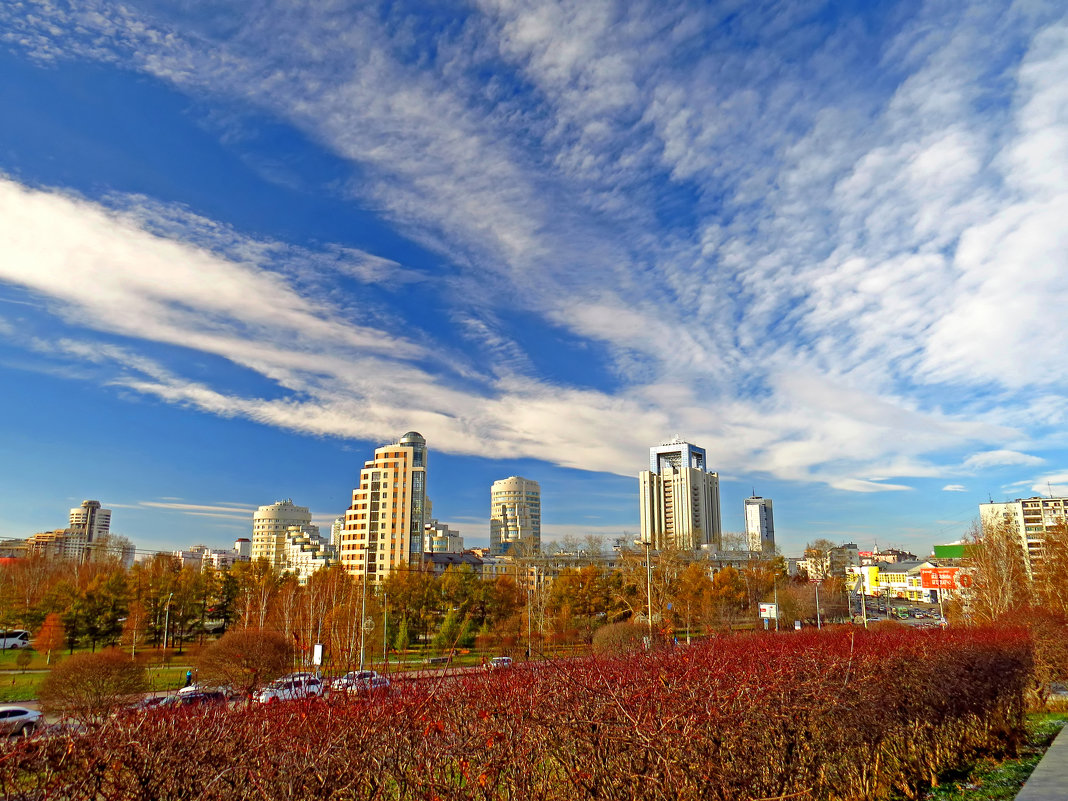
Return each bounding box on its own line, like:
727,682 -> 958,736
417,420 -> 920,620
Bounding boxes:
0,672 -> 46,703
0,664 -> 193,702
909,714 -> 1067,801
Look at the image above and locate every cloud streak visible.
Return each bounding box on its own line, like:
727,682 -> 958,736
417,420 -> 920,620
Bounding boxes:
1,0 -> 1066,496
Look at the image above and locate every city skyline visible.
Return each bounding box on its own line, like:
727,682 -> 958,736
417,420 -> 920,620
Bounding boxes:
2,2 -> 1066,557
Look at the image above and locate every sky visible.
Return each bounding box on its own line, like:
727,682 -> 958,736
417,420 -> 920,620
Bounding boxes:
1,0 -> 1066,558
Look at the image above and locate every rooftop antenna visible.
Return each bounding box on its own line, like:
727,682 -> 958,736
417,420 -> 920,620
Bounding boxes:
1049,481 -> 1055,499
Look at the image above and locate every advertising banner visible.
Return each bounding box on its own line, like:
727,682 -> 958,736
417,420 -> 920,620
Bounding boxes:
920,567 -> 958,590
758,602 -> 777,619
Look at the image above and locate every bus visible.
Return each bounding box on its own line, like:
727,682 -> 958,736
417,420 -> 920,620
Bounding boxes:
0,630 -> 31,649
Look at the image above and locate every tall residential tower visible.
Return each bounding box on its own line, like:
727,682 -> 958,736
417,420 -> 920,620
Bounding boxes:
490,476 -> 541,554
638,438 -> 721,551
341,431 -> 429,580
744,495 -> 775,554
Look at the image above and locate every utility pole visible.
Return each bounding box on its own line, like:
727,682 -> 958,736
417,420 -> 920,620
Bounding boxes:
815,582 -> 821,630
382,587 -> 388,673
645,540 -> 654,643
162,592 -> 174,651
359,549 -> 368,672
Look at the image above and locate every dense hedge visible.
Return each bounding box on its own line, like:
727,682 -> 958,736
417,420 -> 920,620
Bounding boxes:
0,626 -> 1031,800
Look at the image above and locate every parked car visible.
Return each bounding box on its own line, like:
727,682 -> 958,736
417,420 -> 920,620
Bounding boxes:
177,690 -> 228,708
119,695 -> 180,715
489,656 -> 513,670
254,673 -> 324,703
0,706 -> 42,737
330,670 -> 377,692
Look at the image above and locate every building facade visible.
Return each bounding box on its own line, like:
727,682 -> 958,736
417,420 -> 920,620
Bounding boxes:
639,438 -> 722,551
340,431 -> 429,581
69,500 -> 111,544
424,520 -> 464,554
252,499 -> 312,570
284,525 -> 336,584
489,476 -> 541,554
980,496 -> 1068,578
744,495 -> 775,553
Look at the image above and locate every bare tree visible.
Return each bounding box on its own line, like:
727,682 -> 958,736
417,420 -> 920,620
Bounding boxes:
197,629 -> 294,700
1034,522 -> 1068,616
39,650 -> 148,724
963,518 -> 1031,623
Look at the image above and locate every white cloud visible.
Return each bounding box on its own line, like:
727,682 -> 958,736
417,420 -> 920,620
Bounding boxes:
942,484 -> 967,492
0,1 -> 1065,498
964,450 -> 1044,469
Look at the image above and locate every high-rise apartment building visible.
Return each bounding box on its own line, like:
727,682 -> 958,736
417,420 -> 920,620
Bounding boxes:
744,495 -> 775,553
69,500 -> 111,543
341,431 -> 429,581
980,496 -> 1068,578
251,499 -> 312,569
638,438 -> 721,551
490,476 -> 541,554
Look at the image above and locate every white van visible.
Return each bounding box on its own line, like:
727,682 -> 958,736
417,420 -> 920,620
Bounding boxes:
0,630 -> 31,650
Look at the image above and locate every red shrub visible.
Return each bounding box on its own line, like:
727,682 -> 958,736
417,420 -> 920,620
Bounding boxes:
0,627 -> 1032,801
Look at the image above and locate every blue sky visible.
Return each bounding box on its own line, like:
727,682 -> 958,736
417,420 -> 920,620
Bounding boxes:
1,0 -> 1066,557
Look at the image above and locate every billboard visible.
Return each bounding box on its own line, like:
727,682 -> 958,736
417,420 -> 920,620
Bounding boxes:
920,567 -> 959,590
758,603 -> 777,619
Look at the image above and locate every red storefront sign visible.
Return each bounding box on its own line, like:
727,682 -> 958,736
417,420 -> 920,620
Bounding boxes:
920,567 -> 958,589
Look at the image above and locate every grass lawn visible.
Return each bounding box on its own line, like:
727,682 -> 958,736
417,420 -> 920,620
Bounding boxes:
0,664 -> 193,702
908,713 -> 1067,801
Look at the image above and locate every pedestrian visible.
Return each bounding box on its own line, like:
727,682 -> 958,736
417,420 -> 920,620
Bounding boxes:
185,669 -> 193,687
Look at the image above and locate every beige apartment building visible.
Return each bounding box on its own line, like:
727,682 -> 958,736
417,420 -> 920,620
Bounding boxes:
340,431 -> 429,581
251,499 -> 312,569
490,476 -> 541,554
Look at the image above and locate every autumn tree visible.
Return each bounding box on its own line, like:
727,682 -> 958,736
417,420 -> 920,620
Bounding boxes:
197,628 -> 294,699
671,563 -> 714,637
964,518 -> 1031,623
39,649 -> 148,724
121,601 -> 150,656
1034,522 -> 1068,615
36,613 -> 65,665
709,566 -> 748,631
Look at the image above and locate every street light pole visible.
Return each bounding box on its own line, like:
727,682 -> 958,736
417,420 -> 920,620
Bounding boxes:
645,540 -> 654,643
359,548 -> 368,672
162,592 -> 173,651
815,582 -> 821,630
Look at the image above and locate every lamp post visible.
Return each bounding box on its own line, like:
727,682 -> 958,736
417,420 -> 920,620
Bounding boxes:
633,538 -> 654,644
162,592 -> 173,651
359,547 -> 369,672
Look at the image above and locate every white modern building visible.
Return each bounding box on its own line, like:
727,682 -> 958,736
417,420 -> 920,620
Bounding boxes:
490,476 -> 541,554
638,438 -> 722,551
252,499 -> 313,570
284,525 -> 336,584
424,520 -> 464,554
69,500 -> 111,543
980,496 -> 1068,578
744,495 -> 775,553
175,539 -> 252,571
341,431 -> 430,581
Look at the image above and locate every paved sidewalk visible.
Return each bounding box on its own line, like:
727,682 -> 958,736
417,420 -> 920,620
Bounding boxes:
1016,723 -> 1068,801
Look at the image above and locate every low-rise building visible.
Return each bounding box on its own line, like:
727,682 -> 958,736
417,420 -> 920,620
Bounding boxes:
285,525 -> 336,584
424,520 -> 464,554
